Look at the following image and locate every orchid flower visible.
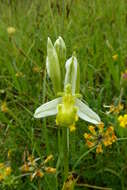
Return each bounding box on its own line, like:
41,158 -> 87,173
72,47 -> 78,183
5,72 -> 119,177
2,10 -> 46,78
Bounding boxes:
34,38 -> 101,130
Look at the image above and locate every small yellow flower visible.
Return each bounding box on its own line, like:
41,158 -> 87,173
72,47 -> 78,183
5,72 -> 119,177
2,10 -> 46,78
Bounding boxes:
44,154 -> 53,164
84,133 -> 92,140
112,54 -> 118,61
98,122 -> 104,132
1,102 -> 8,113
21,163 -> 30,172
45,167 -> 56,174
69,124 -> 76,132
28,155 -> 36,166
96,144 -> 103,153
0,163 -> 4,169
62,175 -> 76,190
88,126 -> 96,135
36,170 -> 44,178
103,136 -> 112,146
118,114 -> 127,128
15,72 -> 23,77
109,103 -> 123,114
103,126 -> 117,146
30,170 -> 44,181
5,167 -> 11,176
7,27 -> 16,35
84,123 -> 117,154
86,141 -> 95,148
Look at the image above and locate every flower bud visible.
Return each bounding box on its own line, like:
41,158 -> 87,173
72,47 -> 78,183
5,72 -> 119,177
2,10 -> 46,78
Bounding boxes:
64,54 -> 80,94
54,36 -> 66,82
46,37 -> 61,94
62,175 -> 76,190
7,27 -> 16,35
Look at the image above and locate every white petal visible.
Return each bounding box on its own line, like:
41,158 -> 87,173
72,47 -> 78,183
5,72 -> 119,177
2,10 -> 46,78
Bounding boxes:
34,97 -> 62,118
76,99 -> 101,124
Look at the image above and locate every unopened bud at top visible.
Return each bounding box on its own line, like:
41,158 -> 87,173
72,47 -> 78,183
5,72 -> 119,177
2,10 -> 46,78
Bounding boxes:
54,36 -> 66,66
46,37 -> 61,94
54,36 -> 66,84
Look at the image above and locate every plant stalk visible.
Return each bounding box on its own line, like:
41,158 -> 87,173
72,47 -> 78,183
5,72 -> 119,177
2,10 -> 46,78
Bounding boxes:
62,127 -> 69,181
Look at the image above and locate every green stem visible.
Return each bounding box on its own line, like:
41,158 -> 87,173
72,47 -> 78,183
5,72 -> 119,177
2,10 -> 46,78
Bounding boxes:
42,69 -> 49,154
117,137 -> 127,141
61,0 -> 65,35
55,128 -> 62,190
62,127 -> 69,181
73,146 -> 97,170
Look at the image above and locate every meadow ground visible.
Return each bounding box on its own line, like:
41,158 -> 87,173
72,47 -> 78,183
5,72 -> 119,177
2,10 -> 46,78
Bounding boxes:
0,0 -> 127,189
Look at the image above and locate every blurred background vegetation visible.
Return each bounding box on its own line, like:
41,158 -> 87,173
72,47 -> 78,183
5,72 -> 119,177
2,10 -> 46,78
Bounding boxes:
0,0 -> 127,189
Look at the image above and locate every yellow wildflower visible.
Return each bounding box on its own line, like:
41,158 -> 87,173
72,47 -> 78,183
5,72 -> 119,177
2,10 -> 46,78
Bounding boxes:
44,154 -> 53,164
118,114 -> 127,128
84,133 -> 92,140
96,144 -> 103,153
88,125 -> 96,135
1,102 -> 8,113
69,124 -> 76,132
112,54 -> 118,61
21,163 -> 30,172
84,123 -> 117,153
109,103 -> 123,114
36,170 -> 44,178
0,163 -> 4,169
62,175 -> 76,190
30,169 -> 44,181
15,72 -> 23,77
45,167 -> 56,174
7,26 -> 16,35
98,122 -> 104,132
87,140 -> 95,148
28,155 -> 36,166
5,167 -> 11,176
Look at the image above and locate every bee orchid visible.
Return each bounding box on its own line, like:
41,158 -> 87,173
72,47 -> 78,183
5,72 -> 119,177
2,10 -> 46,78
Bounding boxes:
34,40 -> 101,130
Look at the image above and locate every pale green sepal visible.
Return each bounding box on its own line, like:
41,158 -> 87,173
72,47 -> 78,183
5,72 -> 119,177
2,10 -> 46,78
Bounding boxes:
76,98 -> 101,124
64,55 -> 80,95
54,36 -> 66,66
34,97 -> 62,118
54,36 -> 66,84
47,37 -> 61,94
76,60 -> 80,93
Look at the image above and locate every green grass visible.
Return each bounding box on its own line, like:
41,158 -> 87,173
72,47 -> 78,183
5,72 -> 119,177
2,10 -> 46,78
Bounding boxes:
0,0 -> 127,189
